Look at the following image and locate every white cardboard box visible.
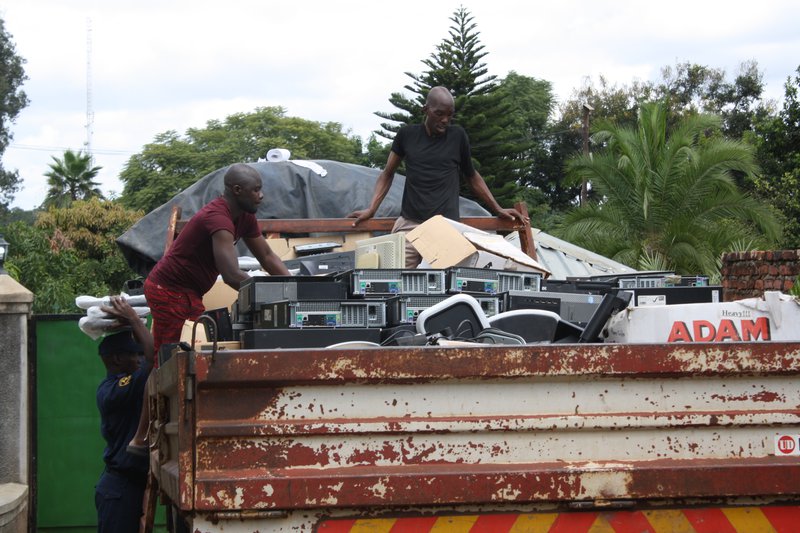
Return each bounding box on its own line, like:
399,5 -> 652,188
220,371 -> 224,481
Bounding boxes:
457,250 -> 509,269
605,291 -> 800,343
406,215 -> 550,276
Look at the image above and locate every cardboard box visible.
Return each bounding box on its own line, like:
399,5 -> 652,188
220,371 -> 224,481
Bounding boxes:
181,319 -> 207,345
202,279 -> 238,311
406,215 -> 550,276
604,291 -> 800,343
457,250 -> 508,269
181,320 -> 241,351
342,231 -> 374,251
265,237 -> 292,259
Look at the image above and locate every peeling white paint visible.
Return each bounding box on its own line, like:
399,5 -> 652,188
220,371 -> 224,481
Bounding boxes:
578,470 -> 633,499
247,375 -> 800,423
233,487 -> 245,508
494,485 -> 522,500
318,495 -> 339,506
368,477 -> 390,498
327,357 -> 369,379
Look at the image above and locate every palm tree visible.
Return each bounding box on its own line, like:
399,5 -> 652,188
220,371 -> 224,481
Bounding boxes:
43,149 -> 104,208
559,102 -> 781,280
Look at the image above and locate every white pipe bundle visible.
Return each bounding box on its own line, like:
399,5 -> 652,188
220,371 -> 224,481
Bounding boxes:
76,293 -> 150,340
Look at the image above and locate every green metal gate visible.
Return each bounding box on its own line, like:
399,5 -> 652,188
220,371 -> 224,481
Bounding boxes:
32,315 -> 165,532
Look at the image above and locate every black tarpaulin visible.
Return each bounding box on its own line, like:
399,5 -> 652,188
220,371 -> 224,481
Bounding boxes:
116,160 -> 489,277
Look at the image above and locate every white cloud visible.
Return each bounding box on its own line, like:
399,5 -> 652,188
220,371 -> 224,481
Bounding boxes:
2,0 -> 799,209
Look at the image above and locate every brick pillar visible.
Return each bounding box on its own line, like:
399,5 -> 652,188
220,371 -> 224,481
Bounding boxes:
721,250 -> 799,302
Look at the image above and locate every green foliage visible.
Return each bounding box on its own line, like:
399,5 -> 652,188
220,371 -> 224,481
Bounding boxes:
362,134 -> 391,169
495,71 -> 557,216
3,199 -> 143,314
751,65 -> 800,248
548,61 -> 771,210
43,149 -> 103,209
658,60 -> 766,138
118,107 -> 365,214
513,185 -> 563,233
791,276 -> 800,297
496,72 -> 554,144
0,206 -> 36,226
0,18 -> 29,213
558,102 -> 781,280
546,76 -> 654,209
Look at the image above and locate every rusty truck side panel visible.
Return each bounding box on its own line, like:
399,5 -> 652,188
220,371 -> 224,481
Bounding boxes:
149,341 -> 800,522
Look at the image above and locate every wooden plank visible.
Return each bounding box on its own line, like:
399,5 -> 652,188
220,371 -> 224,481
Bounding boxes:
513,201 -> 537,260
163,205 -> 182,255
170,205 -> 538,261
174,216 -> 527,235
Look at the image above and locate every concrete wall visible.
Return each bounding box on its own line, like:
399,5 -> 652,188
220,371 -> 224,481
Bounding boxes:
0,275 -> 33,533
721,250 -> 799,302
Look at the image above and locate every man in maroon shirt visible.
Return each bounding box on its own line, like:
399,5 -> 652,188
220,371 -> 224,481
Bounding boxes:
146,162 -> 288,353
130,163 -> 288,453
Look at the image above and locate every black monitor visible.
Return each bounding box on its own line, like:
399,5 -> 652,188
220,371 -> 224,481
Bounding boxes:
578,290 -> 632,343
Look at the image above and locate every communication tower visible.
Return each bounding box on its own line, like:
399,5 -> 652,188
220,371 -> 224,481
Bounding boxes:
85,18 -> 94,164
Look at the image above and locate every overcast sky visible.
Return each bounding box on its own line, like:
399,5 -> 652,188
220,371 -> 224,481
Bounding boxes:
2,0 -> 799,210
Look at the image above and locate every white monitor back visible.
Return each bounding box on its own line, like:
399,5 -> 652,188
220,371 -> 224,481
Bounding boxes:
355,233 -> 405,269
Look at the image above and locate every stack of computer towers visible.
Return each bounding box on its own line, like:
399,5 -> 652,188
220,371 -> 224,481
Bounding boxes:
233,267 -> 549,349
237,275 -> 382,348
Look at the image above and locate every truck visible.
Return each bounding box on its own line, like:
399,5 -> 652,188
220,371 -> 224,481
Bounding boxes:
142,210 -> 800,532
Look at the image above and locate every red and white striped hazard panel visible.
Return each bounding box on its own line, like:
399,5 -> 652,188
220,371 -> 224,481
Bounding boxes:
318,506 -> 799,532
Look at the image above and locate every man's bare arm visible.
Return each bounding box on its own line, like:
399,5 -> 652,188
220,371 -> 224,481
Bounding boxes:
465,170 -> 529,223
347,151 -> 403,225
212,230 -> 250,290
245,235 -> 290,276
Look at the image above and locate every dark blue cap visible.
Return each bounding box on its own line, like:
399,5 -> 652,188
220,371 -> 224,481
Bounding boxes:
98,330 -> 143,356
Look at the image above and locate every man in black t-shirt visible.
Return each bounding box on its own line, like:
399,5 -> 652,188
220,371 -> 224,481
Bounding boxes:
348,86 -> 527,267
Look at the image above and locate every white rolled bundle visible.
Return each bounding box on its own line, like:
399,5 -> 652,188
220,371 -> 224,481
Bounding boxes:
75,293 -> 147,310
79,315 -> 147,340
86,305 -> 151,319
266,148 -> 291,162
75,292 -> 151,340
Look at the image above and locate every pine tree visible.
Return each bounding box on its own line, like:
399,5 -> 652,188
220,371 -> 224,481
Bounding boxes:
374,7 -> 526,205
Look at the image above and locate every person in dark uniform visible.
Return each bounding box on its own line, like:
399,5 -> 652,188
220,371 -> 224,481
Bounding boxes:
94,296 -> 153,533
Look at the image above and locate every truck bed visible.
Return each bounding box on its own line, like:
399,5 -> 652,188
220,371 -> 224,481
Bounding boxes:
149,340 -> 800,524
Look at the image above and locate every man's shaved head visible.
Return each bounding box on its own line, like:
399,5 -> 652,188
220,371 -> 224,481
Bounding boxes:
224,163 -> 261,190
422,86 -> 455,137
426,86 -> 454,107
223,163 -> 263,214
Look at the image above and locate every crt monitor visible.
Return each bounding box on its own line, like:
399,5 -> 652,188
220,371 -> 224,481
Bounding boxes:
355,233 -> 406,269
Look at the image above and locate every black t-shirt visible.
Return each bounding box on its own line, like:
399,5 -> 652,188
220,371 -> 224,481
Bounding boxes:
392,124 -> 475,221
